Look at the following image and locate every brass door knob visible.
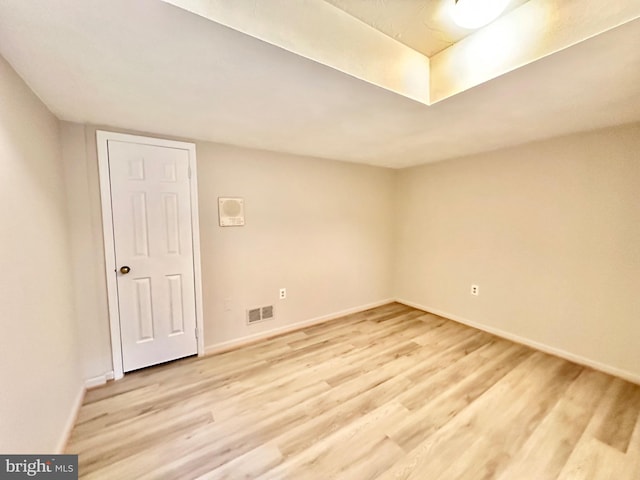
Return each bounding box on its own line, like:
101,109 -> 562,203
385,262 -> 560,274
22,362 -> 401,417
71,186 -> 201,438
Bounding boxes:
120,266 -> 131,274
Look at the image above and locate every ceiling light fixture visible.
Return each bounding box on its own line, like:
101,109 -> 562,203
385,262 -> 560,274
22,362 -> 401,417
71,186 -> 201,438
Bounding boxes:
452,0 -> 511,29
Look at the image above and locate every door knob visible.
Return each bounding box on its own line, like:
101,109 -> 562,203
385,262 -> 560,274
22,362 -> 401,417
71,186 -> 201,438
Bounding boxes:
120,266 -> 131,274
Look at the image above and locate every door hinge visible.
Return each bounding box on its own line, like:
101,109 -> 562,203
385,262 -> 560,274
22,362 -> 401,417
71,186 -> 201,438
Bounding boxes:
188,165 -> 192,179
195,328 -> 198,340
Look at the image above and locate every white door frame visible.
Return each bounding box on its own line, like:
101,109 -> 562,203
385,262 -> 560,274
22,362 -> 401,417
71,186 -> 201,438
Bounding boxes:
97,130 -> 205,380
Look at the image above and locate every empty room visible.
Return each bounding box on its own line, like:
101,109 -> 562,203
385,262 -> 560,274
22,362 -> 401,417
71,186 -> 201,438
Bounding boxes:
1,0 -> 639,478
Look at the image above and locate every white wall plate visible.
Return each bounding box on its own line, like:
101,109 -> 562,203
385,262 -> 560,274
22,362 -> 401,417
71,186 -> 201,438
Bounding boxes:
218,197 -> 245,226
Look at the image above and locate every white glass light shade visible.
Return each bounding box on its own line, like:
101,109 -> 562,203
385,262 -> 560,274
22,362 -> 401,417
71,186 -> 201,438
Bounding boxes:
452,0 -> 511,29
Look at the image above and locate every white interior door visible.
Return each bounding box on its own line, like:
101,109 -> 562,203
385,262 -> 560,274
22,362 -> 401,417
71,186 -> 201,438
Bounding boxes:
107,139 -> 198,372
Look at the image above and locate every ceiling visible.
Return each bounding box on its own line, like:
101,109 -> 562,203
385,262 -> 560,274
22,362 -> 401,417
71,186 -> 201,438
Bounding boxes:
325,0 -> 528,56
0,0 -> 638,168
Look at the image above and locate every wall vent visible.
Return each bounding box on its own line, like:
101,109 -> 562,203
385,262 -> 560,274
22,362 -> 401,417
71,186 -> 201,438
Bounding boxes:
247,308 -> 262,323
247,305 -> 275,324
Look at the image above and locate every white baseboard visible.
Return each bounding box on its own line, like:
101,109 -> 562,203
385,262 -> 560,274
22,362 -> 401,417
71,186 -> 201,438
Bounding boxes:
58,370 -> 116,452
205,299 -> 393,356
84,370 -> 115,389
397,298 -> 640,386
56,384 -> 85,454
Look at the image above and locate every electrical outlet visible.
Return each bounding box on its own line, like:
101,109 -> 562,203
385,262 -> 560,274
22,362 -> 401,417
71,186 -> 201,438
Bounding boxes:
471,285 -> 479,296
279,288 -> 287,300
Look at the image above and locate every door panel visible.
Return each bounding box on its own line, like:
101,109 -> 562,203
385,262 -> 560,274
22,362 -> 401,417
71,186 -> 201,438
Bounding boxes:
108,140 -> 197,372
163,193 -> 181,254
133,277 -> 154,342
131,192 -> 150,257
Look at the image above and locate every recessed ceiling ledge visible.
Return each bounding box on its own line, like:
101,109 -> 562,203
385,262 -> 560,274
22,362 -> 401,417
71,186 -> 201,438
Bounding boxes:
160,0 -> 431,105
163,0 -> 640,109
431,0 -> 640,104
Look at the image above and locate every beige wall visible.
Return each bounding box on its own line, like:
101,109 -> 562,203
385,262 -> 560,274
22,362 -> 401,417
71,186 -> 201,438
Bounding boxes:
395,123 -> 640,380
60,123 -> 112,382
0,56 -> 82,452
197,142 -> 394,347
61,125 -> 395,378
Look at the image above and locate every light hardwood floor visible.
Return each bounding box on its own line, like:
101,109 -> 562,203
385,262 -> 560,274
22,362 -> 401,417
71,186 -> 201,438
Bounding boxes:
66,303 -> 640,479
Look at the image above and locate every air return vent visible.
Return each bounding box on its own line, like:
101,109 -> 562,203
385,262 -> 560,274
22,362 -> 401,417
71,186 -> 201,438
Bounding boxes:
247,308 -> 262,324
261,305 -> 274,320
247,305 -> 275,324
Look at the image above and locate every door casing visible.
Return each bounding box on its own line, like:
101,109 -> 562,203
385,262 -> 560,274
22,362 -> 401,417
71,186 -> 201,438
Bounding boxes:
97,130 -> 205,380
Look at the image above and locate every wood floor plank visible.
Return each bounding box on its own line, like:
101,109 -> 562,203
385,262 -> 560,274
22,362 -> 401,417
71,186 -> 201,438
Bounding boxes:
261,402 -> 408,480
622,416 -> 640,478
66,302 -> 640,479
593,380 -> 640,452
557,378 -> 640,480
496,368 -> 613,480
386,342 -> 532,451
